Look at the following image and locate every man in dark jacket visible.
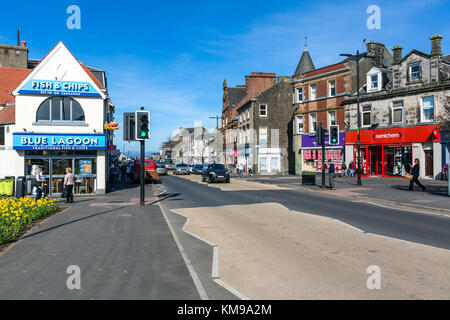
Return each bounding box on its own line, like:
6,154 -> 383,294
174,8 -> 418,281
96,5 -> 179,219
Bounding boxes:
409,158 -> 426,191
328,160 -> 336,190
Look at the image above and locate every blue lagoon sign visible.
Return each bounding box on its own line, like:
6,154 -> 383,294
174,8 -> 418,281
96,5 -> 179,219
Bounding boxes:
13,133 -> 106,150
18,79 -> 101,97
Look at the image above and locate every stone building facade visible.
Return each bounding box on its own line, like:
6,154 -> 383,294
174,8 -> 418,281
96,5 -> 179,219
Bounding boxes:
220,73 -> 276,165
343,34 -> 450,179
236,76 -> 294,174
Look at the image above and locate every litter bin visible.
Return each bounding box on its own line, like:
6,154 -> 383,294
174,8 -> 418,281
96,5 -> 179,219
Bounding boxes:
302,172 -> 316,185
0,179 -> 5,196
16,176 -> 27,198
4,179 -> 14,196
5,176 -> 15,195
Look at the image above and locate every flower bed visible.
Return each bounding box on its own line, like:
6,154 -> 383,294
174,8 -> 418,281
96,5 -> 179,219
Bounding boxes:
0,197 -> 59,244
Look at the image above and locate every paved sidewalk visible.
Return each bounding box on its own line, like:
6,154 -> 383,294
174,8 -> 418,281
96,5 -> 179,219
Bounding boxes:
242,174 -> 450,212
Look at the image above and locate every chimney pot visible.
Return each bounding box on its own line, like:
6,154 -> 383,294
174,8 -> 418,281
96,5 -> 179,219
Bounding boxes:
21,40 -> 27,47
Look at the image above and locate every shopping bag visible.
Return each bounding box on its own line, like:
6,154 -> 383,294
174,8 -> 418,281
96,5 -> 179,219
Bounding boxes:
61,189 -> 67,198
405,173 -> 414,180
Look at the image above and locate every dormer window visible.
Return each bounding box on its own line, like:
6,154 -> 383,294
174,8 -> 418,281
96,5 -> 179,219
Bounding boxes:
409,64 -> 421,81
367,68 -> 382,92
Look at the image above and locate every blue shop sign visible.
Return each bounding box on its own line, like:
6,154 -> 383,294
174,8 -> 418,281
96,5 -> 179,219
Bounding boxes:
13,133 -> 106,150
18,79 -> 101,97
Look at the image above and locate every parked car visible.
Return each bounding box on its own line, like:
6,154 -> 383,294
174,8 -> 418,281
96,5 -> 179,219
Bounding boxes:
156,163 -> 168,176
174,163 -> 190,175
201,164 -> 230,183
193,164 -> 204,175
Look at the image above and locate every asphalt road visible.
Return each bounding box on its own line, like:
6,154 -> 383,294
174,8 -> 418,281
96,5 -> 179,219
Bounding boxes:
159,174 -> 450,250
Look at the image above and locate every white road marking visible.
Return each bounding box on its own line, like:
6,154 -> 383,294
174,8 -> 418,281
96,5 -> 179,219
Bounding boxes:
364,200 -> 449,218
153,184 -> 209,300
212,246 -> 219,279
214,279 -> 251,300
332,219 -> 365,233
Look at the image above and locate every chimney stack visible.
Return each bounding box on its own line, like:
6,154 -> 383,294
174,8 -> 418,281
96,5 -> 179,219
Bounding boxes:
366,41 -> 385,68
430,34 -> 443,56
392,46 -> 403,65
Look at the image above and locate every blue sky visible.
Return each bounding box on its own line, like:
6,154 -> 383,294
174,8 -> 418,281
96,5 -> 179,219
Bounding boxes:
1,0 -> 449,153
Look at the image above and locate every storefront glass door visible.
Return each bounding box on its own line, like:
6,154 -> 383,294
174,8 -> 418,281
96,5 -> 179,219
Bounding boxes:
51,158 -> 73,194
25,159 -> 50,195
369,146 -> 382,176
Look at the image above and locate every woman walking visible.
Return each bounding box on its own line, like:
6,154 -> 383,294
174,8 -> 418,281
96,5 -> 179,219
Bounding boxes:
409,159 -> 426,192
64,167 -> 74,203
34,167 -> 44,201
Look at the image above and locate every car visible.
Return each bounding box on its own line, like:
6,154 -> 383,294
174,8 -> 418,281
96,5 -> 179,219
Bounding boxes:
174,163 -> 190,175
193,164 -> 204,175
156,164 -> 168,176
201,164 -> 230,183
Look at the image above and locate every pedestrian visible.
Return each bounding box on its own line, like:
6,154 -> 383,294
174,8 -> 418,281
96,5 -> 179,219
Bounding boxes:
63,167 -> 74,203
409,158 -> 426,191
238,163 -> 244,178
121,164 -> 127,181
126,164 -> 132,182
248,166 -> 253,177
109,164 -> 116,191
348,161 -> 355,177
328,160 -> 336,190
33,167 -> 45,201
342,162 -> 347,177
442,163 -> 448,181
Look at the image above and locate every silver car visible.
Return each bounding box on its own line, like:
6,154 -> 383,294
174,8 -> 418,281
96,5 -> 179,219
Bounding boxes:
156,164 -> 167,175
174,164 -> 190,175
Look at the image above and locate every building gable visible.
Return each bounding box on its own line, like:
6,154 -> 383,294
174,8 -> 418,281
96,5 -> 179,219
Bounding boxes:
13,42 -> 105,99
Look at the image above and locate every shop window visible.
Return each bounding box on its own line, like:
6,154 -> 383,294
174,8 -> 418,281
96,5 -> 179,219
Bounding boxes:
421,96 -> 434,122
409,64 -> 421,81
392,101 -> 404,123
385,146 -> 412,177
362,105 -> 371,127
259,104 -> 267,117
310,113 -> 317,133
36,96 -> 85,123
310,84 -> 317,100
328,80 -> 336,97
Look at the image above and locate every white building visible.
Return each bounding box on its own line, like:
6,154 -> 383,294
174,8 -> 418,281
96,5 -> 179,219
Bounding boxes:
0,41 -> 115,195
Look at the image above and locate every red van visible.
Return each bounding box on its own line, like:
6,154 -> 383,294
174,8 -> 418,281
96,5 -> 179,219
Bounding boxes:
133,158 -> 159,183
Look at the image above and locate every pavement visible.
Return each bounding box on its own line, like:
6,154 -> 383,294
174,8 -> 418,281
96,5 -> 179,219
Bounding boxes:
0,182 -> 233,300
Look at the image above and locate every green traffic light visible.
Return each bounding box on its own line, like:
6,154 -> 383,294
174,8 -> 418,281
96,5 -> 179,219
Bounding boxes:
141,131 -> 147,138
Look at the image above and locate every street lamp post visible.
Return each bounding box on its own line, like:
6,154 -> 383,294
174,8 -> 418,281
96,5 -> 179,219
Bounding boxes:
340,50 -> 369,186
210,115 -> 220,129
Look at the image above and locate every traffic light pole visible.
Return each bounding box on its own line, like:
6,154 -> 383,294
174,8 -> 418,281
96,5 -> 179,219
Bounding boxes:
140,140 -> 145,206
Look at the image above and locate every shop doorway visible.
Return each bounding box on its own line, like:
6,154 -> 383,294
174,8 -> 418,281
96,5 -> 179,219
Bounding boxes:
369,146 -> 382,176
425,150 -> 433,177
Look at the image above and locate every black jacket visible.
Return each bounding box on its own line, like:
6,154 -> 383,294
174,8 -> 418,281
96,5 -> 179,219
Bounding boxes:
411,164 -> 420,178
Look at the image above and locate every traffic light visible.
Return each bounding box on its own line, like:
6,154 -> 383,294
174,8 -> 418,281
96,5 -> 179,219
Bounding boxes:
123,112 -> 135,141
135,111 -> 150,140
330,125 -> 339,145
316,125 -> 325,146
